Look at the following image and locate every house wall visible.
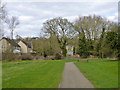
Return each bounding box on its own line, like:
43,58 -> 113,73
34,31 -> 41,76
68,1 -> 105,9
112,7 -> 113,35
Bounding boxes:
0,39 -> 10,52
18,41 -> 28,53
28,48 -> 32,52
0,39 -> 21,53
66,45 -> 73,56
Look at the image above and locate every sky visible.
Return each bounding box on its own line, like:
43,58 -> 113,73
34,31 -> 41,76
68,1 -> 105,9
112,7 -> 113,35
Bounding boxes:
3,0 -> 119,38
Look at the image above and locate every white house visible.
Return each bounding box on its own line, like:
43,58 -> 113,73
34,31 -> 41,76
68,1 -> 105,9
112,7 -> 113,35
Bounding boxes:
66,45 -> 73,56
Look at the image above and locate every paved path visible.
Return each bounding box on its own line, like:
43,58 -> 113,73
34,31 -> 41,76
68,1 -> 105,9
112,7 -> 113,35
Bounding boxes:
59,62 -> 94,88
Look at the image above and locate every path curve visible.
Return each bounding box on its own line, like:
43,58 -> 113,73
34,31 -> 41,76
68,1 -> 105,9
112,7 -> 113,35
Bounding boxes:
59,62 -> 94,88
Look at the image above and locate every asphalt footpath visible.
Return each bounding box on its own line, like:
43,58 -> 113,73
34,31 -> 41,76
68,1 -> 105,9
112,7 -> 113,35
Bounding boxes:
59,62 -> 94,88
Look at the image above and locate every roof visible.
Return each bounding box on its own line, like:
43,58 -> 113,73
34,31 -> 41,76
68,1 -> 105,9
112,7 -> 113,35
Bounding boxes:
66,44 -> 73,47
1,37 -> 20,47
21,40 -> 32,48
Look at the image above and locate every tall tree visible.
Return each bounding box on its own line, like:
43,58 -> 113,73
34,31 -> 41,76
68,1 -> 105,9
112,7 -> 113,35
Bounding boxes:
74,16 -> 89,57
96,18 -> 114,58
42,17 -> 76,56
74,15 -> 114,57
105,31 -> 118,57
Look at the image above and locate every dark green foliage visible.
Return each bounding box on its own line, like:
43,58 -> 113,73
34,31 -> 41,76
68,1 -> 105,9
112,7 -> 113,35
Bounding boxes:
78,38 -> 88,58
60,39 -> 67,56
117,33 -> 120,60
104,31 -> 118,58
73,46 -> 75,55
77,29 -> 89,58
105,31 -> 118,49
62,47 -> 67,57
43,51 -> 47,58
96,28 -> 106,58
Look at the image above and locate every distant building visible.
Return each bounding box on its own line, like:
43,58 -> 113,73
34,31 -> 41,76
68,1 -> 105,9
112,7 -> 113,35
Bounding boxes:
0,37 -> 34,54
0,37 -> 20,52
18,40 -> 33,53
31,37 -> 39,40
66,45 -> 73,56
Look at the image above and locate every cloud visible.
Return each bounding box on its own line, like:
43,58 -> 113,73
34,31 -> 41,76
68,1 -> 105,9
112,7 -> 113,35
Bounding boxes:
107,16 -> 116,21
19,16 -> 34,22
4,1 -> 118,38
6,0 -> 119,2
64,16 -> 79,22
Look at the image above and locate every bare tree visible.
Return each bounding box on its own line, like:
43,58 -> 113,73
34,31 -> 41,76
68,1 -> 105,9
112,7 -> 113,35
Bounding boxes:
5,16 -> 19,39
42,17 -> 76,56
0,0 -> 7,20
15,34 -> 22,40
0,0 -> 7,39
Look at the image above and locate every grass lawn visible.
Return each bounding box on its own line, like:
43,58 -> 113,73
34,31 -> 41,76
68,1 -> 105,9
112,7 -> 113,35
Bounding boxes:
74,60 -> 118,88
3,60 -> 66,88
2,59 -> 77,88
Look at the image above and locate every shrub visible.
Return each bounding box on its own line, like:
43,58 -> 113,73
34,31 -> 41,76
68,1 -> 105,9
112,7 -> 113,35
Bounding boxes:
2,48 -> 22,61
13,54 -> 21,61
21,54 -> 34,60
2,52 -> 14,61
34,55 -> 41,60
39,56 -> 45,60
45,56 -> 55,60
54,53 -> 62,60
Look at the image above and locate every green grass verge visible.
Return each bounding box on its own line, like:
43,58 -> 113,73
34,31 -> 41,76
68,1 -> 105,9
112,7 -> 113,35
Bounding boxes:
2,59 -> 77,88
74,60 -> 118,88
2,60 -> 66,88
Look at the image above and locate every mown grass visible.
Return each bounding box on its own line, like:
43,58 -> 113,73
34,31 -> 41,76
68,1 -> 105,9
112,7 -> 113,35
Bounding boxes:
3,59 -> 118,88
2,60 -> 66,88
2,59 -> 77,88
74,60 -> 118,88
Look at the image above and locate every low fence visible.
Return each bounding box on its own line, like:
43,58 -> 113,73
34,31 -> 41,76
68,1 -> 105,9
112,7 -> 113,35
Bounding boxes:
76,58 -> 118,63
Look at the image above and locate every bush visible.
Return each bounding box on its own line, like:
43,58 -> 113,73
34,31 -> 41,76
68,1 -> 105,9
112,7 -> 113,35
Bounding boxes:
21,54 -> 34,60
2,53 -> 21,61
34,55 -> 44,60
13,54 -> 21,60
2,52 -> 14,61
45,56 -> 55,60
54,53 -> 62,60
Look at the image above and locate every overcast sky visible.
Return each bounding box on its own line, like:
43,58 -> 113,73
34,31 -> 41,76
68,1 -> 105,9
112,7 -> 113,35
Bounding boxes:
3,0 -> 119,38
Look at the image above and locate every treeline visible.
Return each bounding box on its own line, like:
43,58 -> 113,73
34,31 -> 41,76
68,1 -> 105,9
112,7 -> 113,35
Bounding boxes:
1,0 -> 119,60
25,15 -> 119,59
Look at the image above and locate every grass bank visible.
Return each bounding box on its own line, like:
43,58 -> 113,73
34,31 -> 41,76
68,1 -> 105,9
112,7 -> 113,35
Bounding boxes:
74,60 -> 118,88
